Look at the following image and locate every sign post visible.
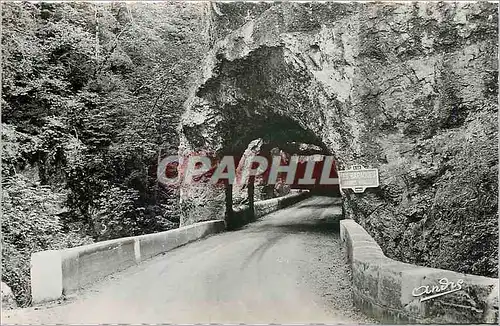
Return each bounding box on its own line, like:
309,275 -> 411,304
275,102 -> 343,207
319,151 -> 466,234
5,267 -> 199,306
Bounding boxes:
338,165 -> 379,193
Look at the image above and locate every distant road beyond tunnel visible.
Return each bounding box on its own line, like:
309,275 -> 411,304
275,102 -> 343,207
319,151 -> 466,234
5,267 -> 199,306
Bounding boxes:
3,196 -> 373,324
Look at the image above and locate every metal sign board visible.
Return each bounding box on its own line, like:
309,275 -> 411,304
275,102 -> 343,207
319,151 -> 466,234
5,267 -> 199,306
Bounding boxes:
338,165 -> 379,193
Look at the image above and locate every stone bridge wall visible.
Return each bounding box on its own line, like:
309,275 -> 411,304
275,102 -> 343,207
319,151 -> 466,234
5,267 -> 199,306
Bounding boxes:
30,220 -> 225,303
228,191 -> 311,229
340,219 -> 499,324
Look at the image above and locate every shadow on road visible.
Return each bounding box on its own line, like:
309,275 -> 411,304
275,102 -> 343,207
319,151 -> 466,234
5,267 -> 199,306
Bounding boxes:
268,220 -> 340,234
242,217 -> 341,236
228,196 -> 343,234
294,203 -> 340,209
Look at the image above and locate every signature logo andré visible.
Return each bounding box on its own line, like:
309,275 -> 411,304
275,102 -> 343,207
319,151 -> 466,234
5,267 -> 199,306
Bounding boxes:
412,278 -> 464,302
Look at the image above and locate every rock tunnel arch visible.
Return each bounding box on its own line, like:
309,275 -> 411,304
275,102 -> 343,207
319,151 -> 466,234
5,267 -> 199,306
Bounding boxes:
172,0 -> 499,280
173,1 -> 499,280
178,44 -> 348,226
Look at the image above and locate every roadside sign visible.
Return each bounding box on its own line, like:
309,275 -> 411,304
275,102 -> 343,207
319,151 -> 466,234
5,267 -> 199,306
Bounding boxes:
338,165 -> 379,193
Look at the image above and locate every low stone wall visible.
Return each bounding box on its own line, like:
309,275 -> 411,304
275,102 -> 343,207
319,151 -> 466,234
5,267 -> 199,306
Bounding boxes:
31,220 -> 225,304
340,219 -> 499,324
228,191 -> 311,229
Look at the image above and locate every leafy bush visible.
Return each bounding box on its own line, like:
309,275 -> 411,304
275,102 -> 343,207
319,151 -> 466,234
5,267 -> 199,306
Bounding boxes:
91,185 -> 178,241
2,175 -> 93,307
91,186 -> 143,240
1,1 -> 206,305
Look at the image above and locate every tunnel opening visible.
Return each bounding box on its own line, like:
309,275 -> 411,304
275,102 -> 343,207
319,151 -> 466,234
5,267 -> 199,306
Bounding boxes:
223,113 -> 342,226
179,40 -> 347,227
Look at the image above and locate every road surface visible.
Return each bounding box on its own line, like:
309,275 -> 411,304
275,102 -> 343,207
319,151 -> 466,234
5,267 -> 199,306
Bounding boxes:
3,196 -> 374,324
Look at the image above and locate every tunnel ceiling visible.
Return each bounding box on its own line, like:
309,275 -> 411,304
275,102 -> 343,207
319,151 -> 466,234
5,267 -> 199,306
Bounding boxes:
221,111 -> 328,156
186,44 -> 339,158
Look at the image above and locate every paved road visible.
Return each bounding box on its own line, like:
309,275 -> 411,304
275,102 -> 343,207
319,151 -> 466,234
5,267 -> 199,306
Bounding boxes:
3,196 -> 374,324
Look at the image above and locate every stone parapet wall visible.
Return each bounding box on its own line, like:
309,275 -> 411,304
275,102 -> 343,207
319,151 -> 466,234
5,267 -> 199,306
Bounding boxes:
340,219 -> 498,324
229,191 -> 311,229
31,220 -> 225,303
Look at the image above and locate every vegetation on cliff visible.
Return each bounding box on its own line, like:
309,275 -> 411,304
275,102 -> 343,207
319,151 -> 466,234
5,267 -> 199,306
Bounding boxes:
2,1 -> 208,306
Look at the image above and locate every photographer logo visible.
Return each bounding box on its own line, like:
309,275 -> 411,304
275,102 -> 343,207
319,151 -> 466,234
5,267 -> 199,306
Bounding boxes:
412,278 -> 464,302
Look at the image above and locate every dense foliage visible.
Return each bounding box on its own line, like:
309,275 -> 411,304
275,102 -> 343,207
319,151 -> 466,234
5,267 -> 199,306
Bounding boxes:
2,1 -> 208,306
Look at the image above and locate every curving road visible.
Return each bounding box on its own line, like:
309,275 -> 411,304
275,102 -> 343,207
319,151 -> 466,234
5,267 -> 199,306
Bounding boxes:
3,196 -> 374,324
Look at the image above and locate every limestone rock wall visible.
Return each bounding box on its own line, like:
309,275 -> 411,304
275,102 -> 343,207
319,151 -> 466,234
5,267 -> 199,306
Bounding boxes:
179,2 -> 498,277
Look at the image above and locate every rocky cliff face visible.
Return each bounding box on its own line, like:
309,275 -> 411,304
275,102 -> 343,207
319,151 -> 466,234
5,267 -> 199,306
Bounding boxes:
179,2 -> 498,277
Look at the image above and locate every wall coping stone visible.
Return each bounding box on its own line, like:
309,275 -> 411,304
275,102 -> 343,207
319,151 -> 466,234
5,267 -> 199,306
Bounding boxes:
340,219 -> 499,324
31,220 -> 225,304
